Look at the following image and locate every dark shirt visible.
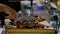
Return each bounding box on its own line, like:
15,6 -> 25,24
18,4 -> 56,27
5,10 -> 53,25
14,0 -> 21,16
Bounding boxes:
0,12 -> 8,19
53,15 -> 58,21
0,0 -> 21,12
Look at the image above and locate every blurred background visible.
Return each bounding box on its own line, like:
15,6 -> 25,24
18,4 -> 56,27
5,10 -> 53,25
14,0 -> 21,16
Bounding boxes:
0,0 -> 60,34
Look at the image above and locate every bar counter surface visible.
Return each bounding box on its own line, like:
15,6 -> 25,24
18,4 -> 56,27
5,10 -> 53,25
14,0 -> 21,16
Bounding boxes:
6,28 -> 55,34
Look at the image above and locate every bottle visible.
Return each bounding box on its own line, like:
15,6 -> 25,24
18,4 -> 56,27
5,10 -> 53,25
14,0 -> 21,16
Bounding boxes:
35,0 -> 43,11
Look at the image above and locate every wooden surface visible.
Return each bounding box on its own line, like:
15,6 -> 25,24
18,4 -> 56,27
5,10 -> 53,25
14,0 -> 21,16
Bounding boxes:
6,28 -> 55,34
